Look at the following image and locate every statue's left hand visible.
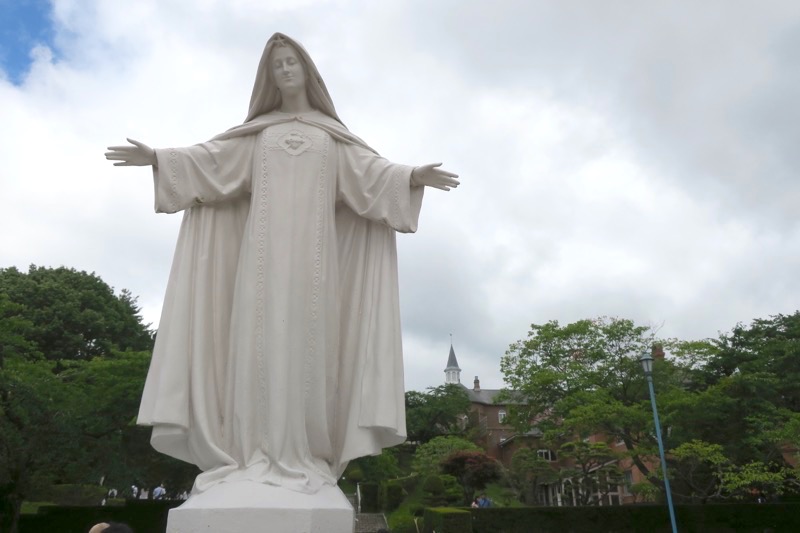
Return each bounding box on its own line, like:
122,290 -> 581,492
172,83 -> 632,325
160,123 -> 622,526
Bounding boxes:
411,163 -> 460,191
105,138 -> 157,167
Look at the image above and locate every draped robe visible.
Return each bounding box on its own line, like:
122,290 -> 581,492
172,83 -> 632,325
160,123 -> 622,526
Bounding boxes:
137,110 -> 424,494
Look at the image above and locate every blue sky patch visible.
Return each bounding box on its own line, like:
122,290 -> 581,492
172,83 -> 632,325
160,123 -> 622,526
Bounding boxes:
0,0 -> 57,84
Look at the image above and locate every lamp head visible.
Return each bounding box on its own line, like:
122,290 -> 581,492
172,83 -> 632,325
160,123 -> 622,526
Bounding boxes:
639,352 -> 654,375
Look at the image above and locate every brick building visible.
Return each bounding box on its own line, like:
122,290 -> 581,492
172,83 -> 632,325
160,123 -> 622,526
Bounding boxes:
443,343 -> 539,463
443,343 -> 650,506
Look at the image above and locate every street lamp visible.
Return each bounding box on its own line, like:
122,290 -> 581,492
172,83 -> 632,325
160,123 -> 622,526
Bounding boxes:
640,351 -> 678,533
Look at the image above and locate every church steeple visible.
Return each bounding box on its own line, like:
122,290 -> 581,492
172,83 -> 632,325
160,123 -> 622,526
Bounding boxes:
444,336 -> 461,384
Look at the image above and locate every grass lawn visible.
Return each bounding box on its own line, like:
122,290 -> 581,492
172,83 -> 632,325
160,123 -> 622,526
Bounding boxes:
20,501 -> 56,515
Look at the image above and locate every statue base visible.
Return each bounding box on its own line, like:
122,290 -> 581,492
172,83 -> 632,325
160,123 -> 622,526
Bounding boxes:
166,480 -> 354,533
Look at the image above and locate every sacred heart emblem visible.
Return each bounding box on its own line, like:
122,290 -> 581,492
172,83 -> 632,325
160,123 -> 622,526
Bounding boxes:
278,130 -> 313,156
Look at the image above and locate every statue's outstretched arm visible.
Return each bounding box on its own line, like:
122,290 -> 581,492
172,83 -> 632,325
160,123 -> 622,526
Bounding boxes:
105,138 -> 158,167
410,163 -> 460,191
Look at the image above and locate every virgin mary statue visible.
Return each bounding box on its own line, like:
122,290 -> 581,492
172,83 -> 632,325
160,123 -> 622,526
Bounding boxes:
106,33 -> 458,496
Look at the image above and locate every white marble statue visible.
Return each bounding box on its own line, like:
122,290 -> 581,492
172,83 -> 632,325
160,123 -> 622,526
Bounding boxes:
105,33 -> 458,497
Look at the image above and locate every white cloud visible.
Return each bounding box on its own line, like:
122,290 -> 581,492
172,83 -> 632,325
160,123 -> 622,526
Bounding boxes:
2,0 -> 799,395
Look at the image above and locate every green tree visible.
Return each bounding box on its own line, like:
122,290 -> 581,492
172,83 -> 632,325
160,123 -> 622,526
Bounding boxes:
500,317 -> 673,486
509,447 -> 560,505
0,295 -> 57,532
405,384 -> 471,444
347,448 -> 401,483
0,295 -> 40,366
0,266 -> 153,361
412,435 -> 481,474
629,481 -> 659,503
557,440 -> 623,506
703,313 -> 800,411
721,461 -> 790,501
500,314 -> 800,505
440,450 -> 503,505
0,268 -> 189,533
0,358 -> 74,533
662,373 -> 791,467
57,352 -> 155,485
669,439 -> 792,502
670,313 -> 800,466
500,318 -> 659,431
668,439 -> 728,502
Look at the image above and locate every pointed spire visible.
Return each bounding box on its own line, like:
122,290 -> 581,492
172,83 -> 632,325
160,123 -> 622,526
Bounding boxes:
446,343 -> 460,370
444,336 -> 461,384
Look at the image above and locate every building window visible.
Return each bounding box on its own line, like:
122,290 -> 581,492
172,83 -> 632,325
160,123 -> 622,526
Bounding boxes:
498,409 -> 507,423
537,449 -> 556,461
623,470 -> 633,495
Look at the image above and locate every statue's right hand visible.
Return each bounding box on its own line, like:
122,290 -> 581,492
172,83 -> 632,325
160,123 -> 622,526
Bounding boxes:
105,138 -> 157,167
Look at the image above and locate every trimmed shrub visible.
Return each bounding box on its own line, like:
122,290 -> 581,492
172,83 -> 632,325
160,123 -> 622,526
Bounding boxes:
382,480 -> 404,511
388,512 -> 419,533
439,474 -> 463,506
398,473 -> 420,493
422,475 -> 445,493
422,475 -> 447,507
345,465 -> 364,484
423,507 -> 472,533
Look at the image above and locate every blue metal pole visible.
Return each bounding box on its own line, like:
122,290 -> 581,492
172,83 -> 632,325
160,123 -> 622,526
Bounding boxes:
646,374 -> 678,533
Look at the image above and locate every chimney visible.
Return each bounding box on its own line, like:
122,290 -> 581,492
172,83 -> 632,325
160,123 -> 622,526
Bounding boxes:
473,376 -> 481,392
652,344 -> 665,360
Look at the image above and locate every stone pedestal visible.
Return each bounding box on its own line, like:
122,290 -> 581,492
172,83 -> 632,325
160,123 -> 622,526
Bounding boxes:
166,481 -> 354,533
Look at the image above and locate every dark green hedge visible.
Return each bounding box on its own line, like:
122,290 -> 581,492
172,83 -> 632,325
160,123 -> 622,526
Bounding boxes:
470,505 -> 662,533
423,507 -> 472,533
39,484 -> 109,506
469,503 -> 800,533
18,500 -> 180,533
17,500 -> 800,533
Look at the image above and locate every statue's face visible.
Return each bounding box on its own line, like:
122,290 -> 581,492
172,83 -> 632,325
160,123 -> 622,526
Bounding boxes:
271,45 -> 306,97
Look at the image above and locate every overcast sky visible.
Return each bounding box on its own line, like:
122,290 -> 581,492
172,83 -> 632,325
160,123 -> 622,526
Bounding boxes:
1,0 -> 799,393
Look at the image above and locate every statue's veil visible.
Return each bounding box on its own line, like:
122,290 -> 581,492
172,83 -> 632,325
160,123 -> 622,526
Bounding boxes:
244,33 -> 343,124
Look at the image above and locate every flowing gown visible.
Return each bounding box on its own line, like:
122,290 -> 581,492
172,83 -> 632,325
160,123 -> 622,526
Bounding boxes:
137,111 -> 424,494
